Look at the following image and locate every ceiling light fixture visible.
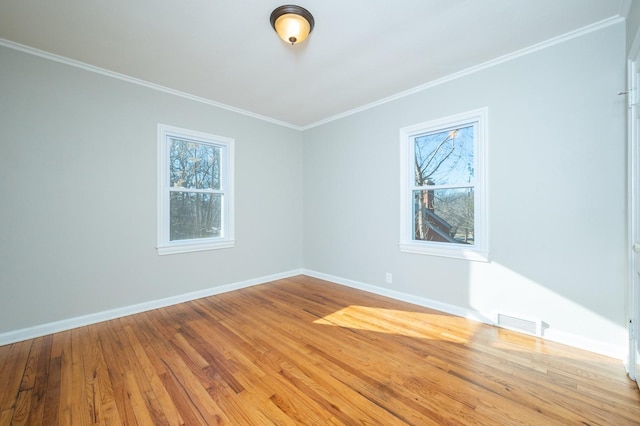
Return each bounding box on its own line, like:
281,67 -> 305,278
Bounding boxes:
270,5 -> 315,45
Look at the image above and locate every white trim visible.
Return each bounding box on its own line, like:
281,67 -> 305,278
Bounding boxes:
157,239 -> 236,255
0,269 -> 303,346
627,56 -> 636,378
628,50 -> 640,384
0,268 -> 627,359
0,38 -> 303,131
399,108 -> 489,261
302,17 -> 624,130
543,329 -> 626,361
302,269 -> 493,325
0,17 -> 624,132
302,269 -> 626,360
157,124 -> 235,255
398,242 -> 489,262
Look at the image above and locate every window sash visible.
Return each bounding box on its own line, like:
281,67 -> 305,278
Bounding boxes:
169,191 -> 225,243
412,122 -> 476,187
399,108 -> 488,261
168,137 -> 223,190
164,139 -> 228,242
169,188 -> 224,194
157,124 -> 235,255
411,183 -> 474,191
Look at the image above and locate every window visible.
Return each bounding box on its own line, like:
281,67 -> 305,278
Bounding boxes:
157,124 -> 235,255
399,108 -> 488,261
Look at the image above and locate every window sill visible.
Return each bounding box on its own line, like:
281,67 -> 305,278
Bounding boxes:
157,239 -> 236,255
399,242 -> 489,262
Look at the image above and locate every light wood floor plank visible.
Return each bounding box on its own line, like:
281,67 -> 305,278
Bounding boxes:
0,340 -> 32,413
1,275 -> 639,425
85,324 -> 122,426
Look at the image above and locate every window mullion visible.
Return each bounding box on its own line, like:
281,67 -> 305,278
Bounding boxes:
168,187 -> 223,194
412,183 -> 475,191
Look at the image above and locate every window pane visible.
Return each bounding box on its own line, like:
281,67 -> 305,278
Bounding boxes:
414,125 -> 474,186
170,192 -> 222,241
169,138 -> 221,190
413,188 -> 474,244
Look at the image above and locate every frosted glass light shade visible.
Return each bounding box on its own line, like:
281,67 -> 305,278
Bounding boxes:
270,5 -> 315,45
274,13 -> 311,44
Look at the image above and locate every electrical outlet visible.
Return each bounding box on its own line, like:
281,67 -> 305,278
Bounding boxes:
385,273 -> 392,284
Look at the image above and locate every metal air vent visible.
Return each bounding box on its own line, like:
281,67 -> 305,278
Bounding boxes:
496,313 -> 542,337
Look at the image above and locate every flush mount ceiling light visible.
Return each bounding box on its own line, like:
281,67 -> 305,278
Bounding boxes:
270,5 -> 315,45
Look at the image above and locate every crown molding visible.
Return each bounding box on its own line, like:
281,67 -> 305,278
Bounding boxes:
0,15 -> 625,132
301,16 -> 625,130
0,38 -> 304,131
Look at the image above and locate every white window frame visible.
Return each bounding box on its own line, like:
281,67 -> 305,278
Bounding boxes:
399,108 -> 488,261
157,124 -> 235,255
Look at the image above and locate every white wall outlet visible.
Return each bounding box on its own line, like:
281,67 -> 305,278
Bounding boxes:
385,273 -> 393,284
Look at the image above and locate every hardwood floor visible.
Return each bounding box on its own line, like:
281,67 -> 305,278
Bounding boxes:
1,275 -> 639,425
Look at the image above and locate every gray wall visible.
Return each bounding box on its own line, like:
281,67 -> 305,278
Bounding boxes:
0,46 -> 303,333
0,21 -> 630,355
303,23 -> 628,352
628,0 -> 640,53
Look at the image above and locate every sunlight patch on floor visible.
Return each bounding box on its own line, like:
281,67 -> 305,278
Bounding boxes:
313,305 -> 480,343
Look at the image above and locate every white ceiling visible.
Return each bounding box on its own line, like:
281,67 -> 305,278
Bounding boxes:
0,0 -> 630,128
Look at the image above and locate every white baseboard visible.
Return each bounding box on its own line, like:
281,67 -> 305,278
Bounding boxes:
302,269 -> 494,325
302,269 -> 627,360
1,268 -> 627,361
542,329 -> 626,361
0,269 -> 303,346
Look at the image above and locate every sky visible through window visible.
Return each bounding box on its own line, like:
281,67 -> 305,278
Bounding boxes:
414,125 -> 474,187
413,124 -> 475,245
